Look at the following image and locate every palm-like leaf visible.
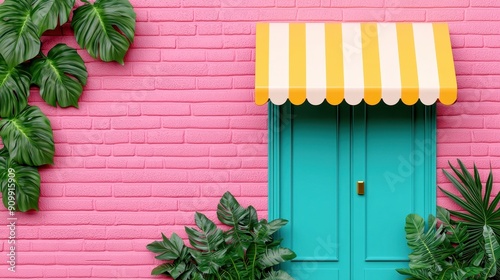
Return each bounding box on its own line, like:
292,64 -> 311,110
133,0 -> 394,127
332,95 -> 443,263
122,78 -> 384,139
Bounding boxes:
190,248 -> 227,275
31,0 -> 75,35
147,233 -> 186,261
437,266 -> 483,280
186,213 -> 225,252
0,0 -> 40,67
456,267 -> 484,279
396,268 -> 435,280
437,207 -> 469,247
253,219 -> 288,243
396,264 -> 483,279
71,0 -> 136,64
0,149 -> 41,212
179,266 -> 204,280
0,55 -> 30,118
439,160 -> 500,262
147,233 -> 197,279
151,262 -> 187,278
482,225 -> 500,279
258,248 -> 297,270
399,212 -> 486,280
151,263 -> 171,276
404,214 -> 454,270
217,192 -> 253,257
221,252 -> 251,280
245,242 -> 262,280
217,192 -> 249,227
30,44 -> 88,108
0,106 -> 55,166
190,272 -> 206,280
247,205 -> 258,229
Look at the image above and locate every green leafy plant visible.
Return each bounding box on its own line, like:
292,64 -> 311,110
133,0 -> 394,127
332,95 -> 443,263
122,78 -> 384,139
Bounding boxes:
147,192 -> 297,280
397,212 -> 496,279
0,0 -> 136,211
439,160 -> 500,263
397,160 -> 500,279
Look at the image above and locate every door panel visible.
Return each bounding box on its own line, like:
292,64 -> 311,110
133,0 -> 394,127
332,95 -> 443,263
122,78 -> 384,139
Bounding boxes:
288,264 -> 340,280
364,267 -> 406,279
352,103 -> 428,279
280,102 -> 351,279
273,102 -> 435,280
291,103 -> 340,261
287,262 -> 342,280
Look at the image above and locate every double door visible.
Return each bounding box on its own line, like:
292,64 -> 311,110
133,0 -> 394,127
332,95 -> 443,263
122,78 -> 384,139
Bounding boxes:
271,102 -> 435,280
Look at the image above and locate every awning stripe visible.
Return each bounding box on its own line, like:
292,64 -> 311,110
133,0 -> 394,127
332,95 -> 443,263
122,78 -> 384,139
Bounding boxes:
269,23 -> 289,105
325,23 -> 344,105
255,22 -> 458,106
397,23 -> 420,105
343,23 -> 364,106
433,24 -> 458,105
378,23 -> 401,106
306,23 -> 327,105
289,23 -> 307,105
255,23 -> 269,105
414,23 -> 440,106
362,23 -> 382,105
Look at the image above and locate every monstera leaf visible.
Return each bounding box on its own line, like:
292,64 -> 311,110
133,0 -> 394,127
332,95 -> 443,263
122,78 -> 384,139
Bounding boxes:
31,44 -> 88,107
0,0 -> 40,67
0,106 -> 54,166
71,0 -> 136,64
31,0 -> 75,35
0,56 -> 30,118
0,149 -> 41,212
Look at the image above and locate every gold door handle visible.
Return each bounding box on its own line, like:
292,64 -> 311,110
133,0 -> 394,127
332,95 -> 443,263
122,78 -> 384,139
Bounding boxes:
357,181 -> 365,195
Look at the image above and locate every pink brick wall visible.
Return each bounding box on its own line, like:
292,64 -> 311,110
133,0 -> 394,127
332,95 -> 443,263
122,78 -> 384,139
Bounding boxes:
0,0 -> 497,278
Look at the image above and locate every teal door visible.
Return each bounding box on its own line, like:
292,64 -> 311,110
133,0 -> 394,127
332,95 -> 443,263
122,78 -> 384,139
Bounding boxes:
269,102 -> 436,280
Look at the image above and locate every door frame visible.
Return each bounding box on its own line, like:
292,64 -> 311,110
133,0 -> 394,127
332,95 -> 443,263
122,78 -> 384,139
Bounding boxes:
267,101 -> 437,229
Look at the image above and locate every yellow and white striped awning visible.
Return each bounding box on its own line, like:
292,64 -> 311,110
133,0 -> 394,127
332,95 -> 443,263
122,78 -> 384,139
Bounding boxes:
255,23 -> 457,106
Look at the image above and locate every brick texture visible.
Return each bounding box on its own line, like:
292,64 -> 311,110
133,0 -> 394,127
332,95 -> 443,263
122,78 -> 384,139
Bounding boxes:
0,0 -> 496,279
